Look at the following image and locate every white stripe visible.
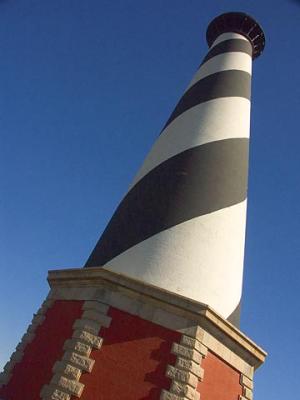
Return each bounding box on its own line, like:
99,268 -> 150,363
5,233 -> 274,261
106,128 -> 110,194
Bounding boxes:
186,52 -> 252,91
211,32 -> 249,48
104,200 -> 247,320
130,97 -> 250,188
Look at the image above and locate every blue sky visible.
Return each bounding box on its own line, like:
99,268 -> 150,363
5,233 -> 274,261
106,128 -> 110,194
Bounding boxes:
0,0 -> 299,398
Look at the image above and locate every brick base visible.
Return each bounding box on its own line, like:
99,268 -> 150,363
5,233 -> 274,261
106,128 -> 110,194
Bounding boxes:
0,267 -> 266,400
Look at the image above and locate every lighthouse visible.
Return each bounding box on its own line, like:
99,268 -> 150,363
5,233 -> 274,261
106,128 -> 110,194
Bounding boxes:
85,12 -> 264,326
0,12 -> 266,400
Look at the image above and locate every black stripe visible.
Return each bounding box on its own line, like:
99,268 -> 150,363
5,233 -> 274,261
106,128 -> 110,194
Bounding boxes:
85,138 -> 249,268
201,39 -> 252,65
162,70 -> 251,132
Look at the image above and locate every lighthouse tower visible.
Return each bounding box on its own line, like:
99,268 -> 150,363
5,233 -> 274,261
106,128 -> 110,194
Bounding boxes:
0,12 -> 266,400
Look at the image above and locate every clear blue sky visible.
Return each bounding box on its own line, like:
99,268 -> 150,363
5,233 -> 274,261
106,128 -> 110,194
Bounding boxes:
0,1 -> 299,398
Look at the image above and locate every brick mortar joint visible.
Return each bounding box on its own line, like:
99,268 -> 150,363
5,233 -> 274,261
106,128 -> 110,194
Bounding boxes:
0,298 -> 54,389
40,299 -> 111,399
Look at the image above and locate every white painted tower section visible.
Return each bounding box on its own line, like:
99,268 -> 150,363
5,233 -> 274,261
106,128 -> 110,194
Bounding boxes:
106,33 -> 252,319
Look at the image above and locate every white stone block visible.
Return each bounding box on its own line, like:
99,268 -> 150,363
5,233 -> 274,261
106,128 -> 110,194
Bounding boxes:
166,365 -> 198,388
63,351 -> 95,372
240,374 -> 253,390
63,339 -> 92,357
181,336 -> 207,357
175,357 -> 203,378
170,381 -> 196,400
172,343 -> 202,364
52,361 -> 82,381
194,390 -> 200,400
243,387 -> 253,400
72,329 -> 103,349
52,375 -> 84,397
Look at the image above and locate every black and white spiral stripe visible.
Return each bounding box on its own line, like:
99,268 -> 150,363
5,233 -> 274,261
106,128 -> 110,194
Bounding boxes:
85,32 -> 253,326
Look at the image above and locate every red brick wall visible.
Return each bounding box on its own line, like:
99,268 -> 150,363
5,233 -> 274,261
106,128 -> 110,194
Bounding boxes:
0,300 -> 83,400
0,300 -> 245,400
197,351 -> 243,400
77,307 -> 181,400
